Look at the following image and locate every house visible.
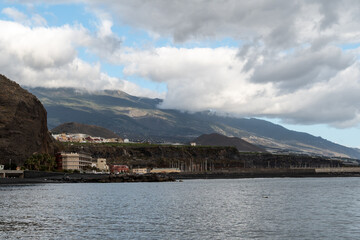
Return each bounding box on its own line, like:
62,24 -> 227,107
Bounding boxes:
110,165 -> 129,174
55,152 -> 93,171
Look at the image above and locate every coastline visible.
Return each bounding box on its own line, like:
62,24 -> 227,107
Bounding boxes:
172,171 -> 360,180
0,172 -> 175,184
1,168 -> 360,184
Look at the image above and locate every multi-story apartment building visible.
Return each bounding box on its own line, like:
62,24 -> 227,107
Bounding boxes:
56,152 -> 93,171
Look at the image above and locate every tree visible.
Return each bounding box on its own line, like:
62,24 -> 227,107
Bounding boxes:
24,153 -> 56,171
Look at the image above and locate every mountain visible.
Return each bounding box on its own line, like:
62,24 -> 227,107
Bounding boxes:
27,87 -> 360,159
51,122 -> 120,139
194,133 -> 267,152
0,75 -> 55,165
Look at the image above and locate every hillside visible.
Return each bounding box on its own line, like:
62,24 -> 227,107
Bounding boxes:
27,87 -> 360,159
52,122 -> 120,139
194,133 -> 267,152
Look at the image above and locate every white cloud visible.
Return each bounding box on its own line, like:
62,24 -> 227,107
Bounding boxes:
1,7 -> 47,26
247,45 -> 354,91
0,18 -> 161,98
2,7 -> 28,23
80,1 -> 360,46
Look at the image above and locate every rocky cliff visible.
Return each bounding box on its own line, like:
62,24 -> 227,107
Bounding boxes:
0,75 -> 55,165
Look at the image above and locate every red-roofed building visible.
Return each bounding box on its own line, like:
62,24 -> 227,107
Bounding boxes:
110,165 -> 129,174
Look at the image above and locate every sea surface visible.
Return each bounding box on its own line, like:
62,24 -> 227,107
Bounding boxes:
1,178 -> 360,239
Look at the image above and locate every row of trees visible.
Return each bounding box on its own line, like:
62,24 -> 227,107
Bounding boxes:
24,153 -> 56,171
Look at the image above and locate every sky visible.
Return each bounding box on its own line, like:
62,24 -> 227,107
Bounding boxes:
1,1 -> 360,148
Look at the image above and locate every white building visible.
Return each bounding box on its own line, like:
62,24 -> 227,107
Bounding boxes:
96,158 -> 109,172
56,152 -> 93,171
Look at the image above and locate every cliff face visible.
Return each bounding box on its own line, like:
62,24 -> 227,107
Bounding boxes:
0,75 -> 54,165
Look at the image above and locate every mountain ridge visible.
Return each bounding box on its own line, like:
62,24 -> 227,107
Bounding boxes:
26,87 -> 360,159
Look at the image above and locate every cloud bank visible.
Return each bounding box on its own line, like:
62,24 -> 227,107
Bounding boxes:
117,46 -> 360,128
89,0 -> 360,128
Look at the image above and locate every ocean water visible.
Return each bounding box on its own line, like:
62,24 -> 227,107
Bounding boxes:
1,178 -> 360,239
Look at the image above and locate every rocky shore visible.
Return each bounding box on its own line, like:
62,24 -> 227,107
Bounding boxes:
0,172 -> 175,184
58,173 -> 176,183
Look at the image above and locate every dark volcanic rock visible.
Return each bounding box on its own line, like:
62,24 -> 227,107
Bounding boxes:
194,133 -> 267,152
0,74 -> 54,165
52,122 -> 120,139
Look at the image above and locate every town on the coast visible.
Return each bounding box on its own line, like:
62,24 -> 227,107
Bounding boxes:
1,130 -> 360,182
0,132 -> 182,180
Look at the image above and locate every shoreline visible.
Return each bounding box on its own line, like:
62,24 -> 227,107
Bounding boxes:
1,169 -> 360,184
172,172 -> 360,179
0,173 -> 175,184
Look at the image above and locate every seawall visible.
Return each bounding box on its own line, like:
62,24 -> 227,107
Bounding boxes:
171,168 -> 360,179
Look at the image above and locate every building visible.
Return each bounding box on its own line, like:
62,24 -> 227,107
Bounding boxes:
52,133 -> 123,143
132,168 -> 148,174
96,158 -> 109,172
150,168 -> 181,173
190,142 -> 197,146
110,165 -> 129,174
56,152 -> 93,171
